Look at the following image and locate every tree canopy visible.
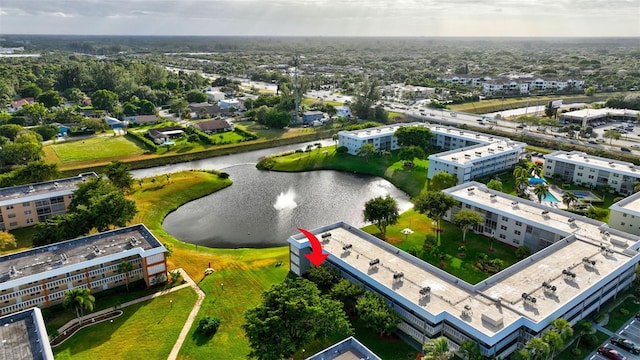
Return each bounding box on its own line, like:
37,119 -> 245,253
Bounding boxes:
104,160 -> 134,192
394,126 -> 433,150
363,195 -> 400,238
453,210 -> 483,243
243,277 -> 352,360
414,192 -> 457,246
355,291 -> 400,336
429,171 -> 457,191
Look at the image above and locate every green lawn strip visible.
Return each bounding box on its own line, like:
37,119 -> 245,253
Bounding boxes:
50,136 -> 146,163
43,280 -> 182,334
53,287 -> 197,360
448,93 -> 612,114
555,330 -> 610,360
178,266 -> 289,359
301,97 -> 344,107
362,209 -> 520,285
604,295 -> 640,332
266,146 -> 429,197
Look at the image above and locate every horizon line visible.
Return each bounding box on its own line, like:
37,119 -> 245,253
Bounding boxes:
1,34 -> 639,39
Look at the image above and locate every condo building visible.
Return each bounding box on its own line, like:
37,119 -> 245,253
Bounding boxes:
337,123 -> 525,183
0,224 -> 168,316
0,173 -> 98,231
289,184 -> 640,358
543,151 -> 640,195
0,308 -> 53,360
609,191 -> 640,236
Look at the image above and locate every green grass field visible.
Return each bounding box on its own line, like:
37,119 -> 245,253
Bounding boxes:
49,136 -> 146,164
448,93 -> 613,114
264,146 -> 429,197
53,288 -> 197,360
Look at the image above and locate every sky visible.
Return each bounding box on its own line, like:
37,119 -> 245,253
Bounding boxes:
1,0 -> 639,37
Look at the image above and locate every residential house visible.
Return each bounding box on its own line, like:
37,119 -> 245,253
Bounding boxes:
335,106 -> 352,118
105,116 -> 126,129
302,111 -> 324,124
188,103 -> 231,119
218,99 -> 241,110
147,126 -> 184,144
7,97 -> 34,113
194,119 -> 233,134
124,115 -> 161,125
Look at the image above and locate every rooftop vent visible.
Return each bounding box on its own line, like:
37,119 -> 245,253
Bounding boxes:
475,152 -> 482,157
488,148 -> 494,152
497,146 -> 504,150
321,232 -> 332,239
419,287 -> 431,295
521,293 -> 537,304
542,282 -> 557,292
393,272 -> 404,280
342,244 -> 353,251
54,182 -> 59,188
59,253 -> 68,264
490,194 -> 497,199
511,201 -> 519,207
582,257 -> 596,267
562,269 -> 576,279
451,157 -> 457,161
8,265 -> 20,278
568,218 -> 575,223
369,258 -> 380,267
464,154 -> 471,158
541,210 -> 549,215
129,236 -> 141,247
467,187 -> 475,192
92,246 -> 102,256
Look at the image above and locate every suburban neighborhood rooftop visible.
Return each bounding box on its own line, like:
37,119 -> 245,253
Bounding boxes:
0,224 -> 163,284
0,173 -> 98,207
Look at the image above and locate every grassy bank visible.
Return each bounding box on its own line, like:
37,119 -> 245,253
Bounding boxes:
449,93 -> 612,114
54,288 -> 197,360
260,145 -> 429,197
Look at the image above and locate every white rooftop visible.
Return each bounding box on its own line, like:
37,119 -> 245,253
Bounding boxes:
432,141 -> 524,165
545,151 -> 640,178
610,191 -> 640,217
290,215 -> 639,344
561,108 -> 640,120
0,173 -> 98,207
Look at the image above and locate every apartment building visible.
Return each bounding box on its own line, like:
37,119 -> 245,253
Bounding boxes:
609,192 -> 640,236
543,151 -> 640,195
0,173 -> 98,231
0,224 -> 168,316
439,75 -> 583,95
0,308 -> 53,360
289,202 -> 640,357
337,123 -> 524,183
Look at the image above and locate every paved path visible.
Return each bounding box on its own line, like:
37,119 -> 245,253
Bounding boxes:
167,268 -> 206,360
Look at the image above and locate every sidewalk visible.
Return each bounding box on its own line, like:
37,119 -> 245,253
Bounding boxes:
167,269 -> 206,360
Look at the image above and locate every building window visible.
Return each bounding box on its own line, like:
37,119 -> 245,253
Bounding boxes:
500,225 -> 507,230
25,219 -> 33,224
514,230 -> 521,235
7,214 -> 16,218
621,222 -> 626,226
499,234 -> 506,240
588,175 -> 594,179
623,213 -> 628,217
502,216 -> 508,221
5,205 -> 13,210
613,174 -> 620,178
24,210 -> 32,215
465,204 -> 471,209
9,222 -> 17,227
515,221 -> 522,226
22,202 -> 30,207
577,173 -> 583,177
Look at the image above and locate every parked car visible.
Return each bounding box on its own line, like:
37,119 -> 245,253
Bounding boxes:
598,347 -> 627,360
621,147 -> 632,152
632,145 -> 640,149
610,337 -> 640,354
597,138 -> 606,143
588,140 -> 598,144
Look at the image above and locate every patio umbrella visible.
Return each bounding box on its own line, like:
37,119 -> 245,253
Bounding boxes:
401,228 -> 414,240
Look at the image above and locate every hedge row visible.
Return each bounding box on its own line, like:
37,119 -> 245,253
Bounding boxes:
125,132 -> 158,153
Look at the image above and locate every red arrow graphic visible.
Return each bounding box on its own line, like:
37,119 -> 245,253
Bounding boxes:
297,227 -> 329,267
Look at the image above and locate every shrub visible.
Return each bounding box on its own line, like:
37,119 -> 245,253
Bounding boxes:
516,246 -> 532,260
218,172 -> 230,179
256,158 -> 276,170
197,316 -> 221,336
336,146 -> 349,154
125,132 -> 157,153
571,348 -> 582,356
620,307 -> 630,316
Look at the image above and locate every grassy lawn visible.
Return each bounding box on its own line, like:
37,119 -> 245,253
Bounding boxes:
301,97 -> 344,107
362,209 -> 521,285
53,287 -> 197,360
604,295 -> 640,332
1,226 -> 37,255
448,93 -> 613,114
555,330 -> 610,360
48,136 -> 146,164
264,145 -> 429,197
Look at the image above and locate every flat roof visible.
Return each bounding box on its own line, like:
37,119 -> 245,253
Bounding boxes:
431,141 -> 524,165
561,108 -> 640,120
338,122 -> 509,144
0,224 -> 164,285
0,173 -> 98,207
444,182 -> 639,250
291,201 -> 639,343
545,151 -> 640,178
610,191 -> 640,217
306,336 -> 381,360
0,308 -> 53,360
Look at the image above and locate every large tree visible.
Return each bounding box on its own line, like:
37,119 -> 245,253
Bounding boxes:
453,210 -> 483,243
356,143 -> 377,162
394,126 -> 433,150
525,337 -> 550,360
243,277 -> 352,360
62,288 -> 95,325
0,231 -> 17,250
562,191 -> 579,209
423,337 -> 453,360
542,330 -> 563,359
486,179 -> 503,192
37,90 -> 63,109
399,146 -> 425,166
104,160 -> 135,192
355,291 -> 400,336
429,171 -> 458,191
92,89 -> 120,114
533,183 -> 550,203
603,129 -> 622,144
306,264 -> 341,293
117,261 -> 134,292
363,195 -> 400,239
330,279 -> 364,315
414,192 -> 457,246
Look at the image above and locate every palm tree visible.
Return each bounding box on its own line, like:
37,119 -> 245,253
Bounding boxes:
515,176 -> 530,197
525,337 -> 550,360
423,337 -> 453,360
533,183 -> 550,203
542,331 -> 563,359
513,166 -> 528,179
574,320 -> 594,349
117,261 -> 134,292
62,288 -> 95,325
562,191 -> 579,209
550,318 -> 573,341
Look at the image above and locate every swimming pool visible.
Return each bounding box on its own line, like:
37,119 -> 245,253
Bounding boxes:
543,192 -> 560,203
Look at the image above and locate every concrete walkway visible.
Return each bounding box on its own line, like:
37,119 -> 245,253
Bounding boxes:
167,268 -> 206,360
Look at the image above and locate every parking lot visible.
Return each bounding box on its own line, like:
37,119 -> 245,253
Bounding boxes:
590,316 -> 640,360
